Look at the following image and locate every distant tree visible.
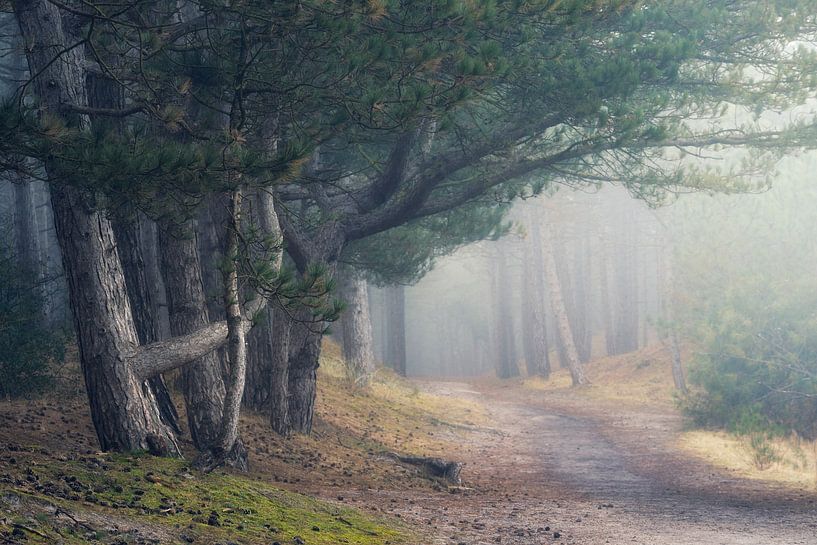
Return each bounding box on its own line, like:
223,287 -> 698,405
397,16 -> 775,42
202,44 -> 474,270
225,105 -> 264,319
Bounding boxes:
0,232 -> 65,399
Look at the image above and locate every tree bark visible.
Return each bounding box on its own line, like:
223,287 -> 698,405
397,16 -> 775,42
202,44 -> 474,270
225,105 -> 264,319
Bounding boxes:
13,0 -> 181,455
541,221 -> 588,386
113,216 -> 180,433
338,267 -> 376,385
385,284 -> 407,376
157,220 -> 226,452
243,189 -> 285,412
286,315 -> 322,435
268,302 -> 292,435
202,188 -> 249,470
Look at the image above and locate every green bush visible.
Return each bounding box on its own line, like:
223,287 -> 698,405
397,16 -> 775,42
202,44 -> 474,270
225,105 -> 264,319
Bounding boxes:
680,280 -> 817,439
0,246 -> 66,398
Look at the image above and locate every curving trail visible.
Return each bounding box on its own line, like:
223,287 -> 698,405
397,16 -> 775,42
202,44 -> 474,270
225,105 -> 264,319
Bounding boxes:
353,382 -> 817,545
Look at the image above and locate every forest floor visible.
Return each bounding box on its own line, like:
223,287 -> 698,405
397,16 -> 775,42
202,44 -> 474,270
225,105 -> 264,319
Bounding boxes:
2,344 -> 817,544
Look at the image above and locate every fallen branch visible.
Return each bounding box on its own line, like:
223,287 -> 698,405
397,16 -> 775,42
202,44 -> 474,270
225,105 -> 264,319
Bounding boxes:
386,453 -> 463,484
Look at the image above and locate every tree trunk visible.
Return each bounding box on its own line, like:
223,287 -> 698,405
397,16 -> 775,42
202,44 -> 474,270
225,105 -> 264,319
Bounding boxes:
286,315 -> 322,434
541,222 -> 587,386
339,267 -> 376,385
611,221 -> 639,355
492,244 -> 519,379
600,240 -> 617,357
113,216 -> 180,433
385,284 -> 407,376
243,189 -> 285,412
157,221 -> 226,452
14,0 -> 181,455
244,310 -> 274,410
13,178 -> 38,275
268,302 -> 292,435
660,238 -> 687,393
201,188 -> 249,470
524,209 -> 551,377
197,196 -> 229,378
32,181 -> 66,327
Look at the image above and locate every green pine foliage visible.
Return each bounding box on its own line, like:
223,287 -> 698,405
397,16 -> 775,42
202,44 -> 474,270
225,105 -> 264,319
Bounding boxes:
675,157 -> 817,439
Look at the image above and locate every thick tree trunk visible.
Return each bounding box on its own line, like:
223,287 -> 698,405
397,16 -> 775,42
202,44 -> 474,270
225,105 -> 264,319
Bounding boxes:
244,310 -> 274,410
268,302 -> 292,435
113,217 -> 180,433
157,221 -> 226,452
385,284 -> 407,376
52,186 -> 182,454
14,0 -> 181,455
338,267 -> 376,385
541,222 -> 587,386
286,316 -> 322,435
197,196 -> 229,378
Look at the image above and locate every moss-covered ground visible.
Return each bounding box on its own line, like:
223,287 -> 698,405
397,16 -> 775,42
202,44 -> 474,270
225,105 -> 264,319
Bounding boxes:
0,447 -> 410,545
0,340 -> 486,545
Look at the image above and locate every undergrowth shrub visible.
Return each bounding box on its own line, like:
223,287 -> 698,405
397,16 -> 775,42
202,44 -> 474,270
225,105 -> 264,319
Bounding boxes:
679,281 -> 817,440
0,244 -> 66,398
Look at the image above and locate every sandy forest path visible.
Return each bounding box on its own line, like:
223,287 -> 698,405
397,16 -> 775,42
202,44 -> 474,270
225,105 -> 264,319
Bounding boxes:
347,381 -> 817,545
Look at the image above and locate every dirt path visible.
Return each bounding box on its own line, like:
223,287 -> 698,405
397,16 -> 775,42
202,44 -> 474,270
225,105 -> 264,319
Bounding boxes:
349,382 -> 817,545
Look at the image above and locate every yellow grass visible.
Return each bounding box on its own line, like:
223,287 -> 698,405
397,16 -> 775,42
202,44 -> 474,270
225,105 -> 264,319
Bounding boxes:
522,344 -> 678,408
678,430 -> 817,491
315,340 -> 488,457
523,342 -> 817,491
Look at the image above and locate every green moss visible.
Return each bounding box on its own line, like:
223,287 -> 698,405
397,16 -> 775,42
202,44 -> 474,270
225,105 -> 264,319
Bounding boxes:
1,451 -> 412,545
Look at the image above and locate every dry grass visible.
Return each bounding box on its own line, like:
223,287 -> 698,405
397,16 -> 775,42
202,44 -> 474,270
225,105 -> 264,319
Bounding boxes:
522,344 -> 678,408
315,340 -> 488,457
678,430 -> 817,490
522,342 -> 817,490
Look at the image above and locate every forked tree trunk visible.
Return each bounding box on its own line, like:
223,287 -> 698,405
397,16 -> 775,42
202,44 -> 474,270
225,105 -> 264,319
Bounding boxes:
338,267 -> 376,385
157,221 -> 226,451
385,284 -> 407,376
541,221 -> 588,386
